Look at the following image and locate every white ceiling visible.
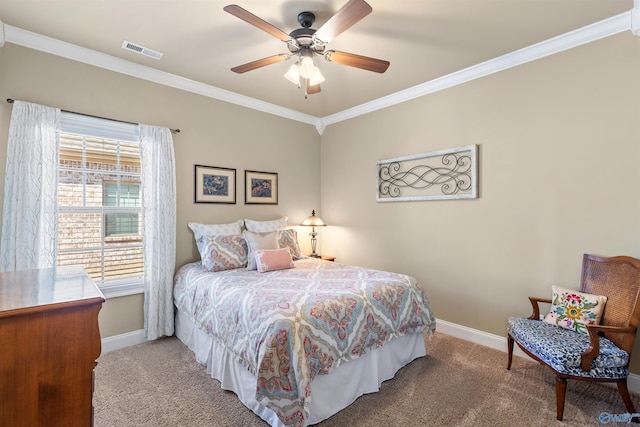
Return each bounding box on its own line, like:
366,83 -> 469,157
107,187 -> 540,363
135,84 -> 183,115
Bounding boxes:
0,1 -> 634,120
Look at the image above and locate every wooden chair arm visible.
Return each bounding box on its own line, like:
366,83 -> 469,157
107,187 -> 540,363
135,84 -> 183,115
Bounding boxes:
581,325 -> 637,371
527,297 -> 552,320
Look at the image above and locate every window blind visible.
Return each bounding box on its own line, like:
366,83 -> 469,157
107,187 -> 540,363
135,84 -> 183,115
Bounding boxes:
61,111 -> 140,142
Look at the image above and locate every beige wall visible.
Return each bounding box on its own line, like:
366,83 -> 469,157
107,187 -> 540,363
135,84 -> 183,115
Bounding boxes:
2,29 -> 640,371
0,43 -> 321,337
320,32 -> 640,370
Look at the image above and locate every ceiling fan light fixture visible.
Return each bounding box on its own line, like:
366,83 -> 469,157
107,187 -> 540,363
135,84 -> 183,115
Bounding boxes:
226,1 -> 389,97
284,63 -> 300,85
299,56 -> 316,79
309,68 -> 325,86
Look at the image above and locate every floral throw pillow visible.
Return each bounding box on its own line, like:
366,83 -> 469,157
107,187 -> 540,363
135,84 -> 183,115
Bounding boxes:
196,234 -> 248,272
543,285 -> 607,334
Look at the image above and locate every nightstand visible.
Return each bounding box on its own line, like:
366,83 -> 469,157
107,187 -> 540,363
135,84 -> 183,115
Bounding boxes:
320,256 -> 336,262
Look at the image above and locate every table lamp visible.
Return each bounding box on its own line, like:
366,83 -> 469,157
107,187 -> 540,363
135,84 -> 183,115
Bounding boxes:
300,210 -> 326,258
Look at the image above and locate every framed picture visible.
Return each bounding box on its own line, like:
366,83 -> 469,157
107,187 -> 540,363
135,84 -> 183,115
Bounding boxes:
245,170 -> 278,205
194,165 -> 236,204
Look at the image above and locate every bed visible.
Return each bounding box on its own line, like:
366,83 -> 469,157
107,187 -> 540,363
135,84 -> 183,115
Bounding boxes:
174,218 -> 435,426
174,253 -> 436,427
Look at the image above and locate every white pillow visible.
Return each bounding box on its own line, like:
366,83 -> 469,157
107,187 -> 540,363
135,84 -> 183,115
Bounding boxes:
188,220 -> 244,240
243,230 -> 279,270
244,217 -> 288,233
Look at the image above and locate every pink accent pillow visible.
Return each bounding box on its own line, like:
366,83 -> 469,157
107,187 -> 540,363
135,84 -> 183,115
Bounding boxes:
254,248 -> 295,273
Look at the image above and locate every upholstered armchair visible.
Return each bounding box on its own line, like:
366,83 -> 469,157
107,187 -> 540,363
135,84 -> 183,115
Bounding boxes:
507,254 -> 640,421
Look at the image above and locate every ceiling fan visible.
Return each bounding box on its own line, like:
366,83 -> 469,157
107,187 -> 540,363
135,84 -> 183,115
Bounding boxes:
224,0 -> 390,96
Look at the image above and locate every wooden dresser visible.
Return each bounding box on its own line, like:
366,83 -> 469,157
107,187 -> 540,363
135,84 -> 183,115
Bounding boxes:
0,266 -> 105,426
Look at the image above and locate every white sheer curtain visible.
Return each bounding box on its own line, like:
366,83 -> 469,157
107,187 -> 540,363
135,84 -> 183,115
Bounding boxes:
139,124 -> 176,340
0,101 -> 60,272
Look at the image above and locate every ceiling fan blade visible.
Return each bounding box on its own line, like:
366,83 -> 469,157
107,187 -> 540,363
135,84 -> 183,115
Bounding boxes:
325,50 -> 389,73
306,79 -> 321,95
231,54 -> 290,73
314,0 -> 372,44
224,5 -> 291,42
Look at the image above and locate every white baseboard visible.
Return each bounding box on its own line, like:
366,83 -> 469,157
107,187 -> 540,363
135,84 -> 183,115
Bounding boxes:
435,318 -> 640,395
101,329 -> 147,355
100,320 -> 640,394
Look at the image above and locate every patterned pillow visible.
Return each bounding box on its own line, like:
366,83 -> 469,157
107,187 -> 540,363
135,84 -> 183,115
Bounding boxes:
278,229 -> 302,260
188,220 -> 244,241
244,217 -> 288,232
254,248 -> 295,273
243,230 -> 279,270
196,234 -> 248,272
543,285 -> 607,334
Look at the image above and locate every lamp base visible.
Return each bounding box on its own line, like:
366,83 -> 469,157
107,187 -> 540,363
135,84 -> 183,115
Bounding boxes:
309,254 -> 321,258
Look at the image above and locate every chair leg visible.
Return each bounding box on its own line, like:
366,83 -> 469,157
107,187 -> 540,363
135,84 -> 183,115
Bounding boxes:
555,377 -> 567,421
616,380 -> 638,420
507,334 -> 514,370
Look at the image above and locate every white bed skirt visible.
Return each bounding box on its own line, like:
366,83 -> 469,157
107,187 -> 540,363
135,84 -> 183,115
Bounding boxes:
175,308 -> 426,426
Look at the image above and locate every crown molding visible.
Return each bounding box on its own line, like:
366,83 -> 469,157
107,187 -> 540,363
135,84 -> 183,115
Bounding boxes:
322,10 -> 631,127
2,10 -> 633,134
3,24 -> 318,127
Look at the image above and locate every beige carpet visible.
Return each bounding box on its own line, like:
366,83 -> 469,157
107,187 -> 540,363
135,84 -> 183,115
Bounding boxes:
94,332 -> 639,426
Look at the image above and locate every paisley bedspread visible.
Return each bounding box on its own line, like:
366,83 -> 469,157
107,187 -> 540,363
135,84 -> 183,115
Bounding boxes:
173,257 -> 436,427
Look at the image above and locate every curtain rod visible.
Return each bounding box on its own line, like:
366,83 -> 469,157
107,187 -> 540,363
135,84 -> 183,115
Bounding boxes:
6,98 -> 180,134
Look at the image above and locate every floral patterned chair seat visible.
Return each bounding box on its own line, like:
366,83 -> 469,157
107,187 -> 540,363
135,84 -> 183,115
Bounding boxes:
507,317 -> 629,378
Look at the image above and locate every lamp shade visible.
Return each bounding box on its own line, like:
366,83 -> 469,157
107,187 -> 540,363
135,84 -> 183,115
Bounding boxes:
300,210 -> 326,227
308,67 -> 325,86
299,56 -> 316,79
284,63 -> 300,85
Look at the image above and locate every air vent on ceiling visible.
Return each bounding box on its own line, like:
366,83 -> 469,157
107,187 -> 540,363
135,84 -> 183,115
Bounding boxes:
121,40 -> 163,60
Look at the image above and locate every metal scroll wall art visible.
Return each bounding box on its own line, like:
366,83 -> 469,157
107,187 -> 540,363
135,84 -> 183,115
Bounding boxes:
376,145 -> 478,202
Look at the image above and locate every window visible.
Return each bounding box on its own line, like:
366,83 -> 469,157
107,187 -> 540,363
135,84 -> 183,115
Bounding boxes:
56,113 -> 143,296
103,182 -> 140,237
